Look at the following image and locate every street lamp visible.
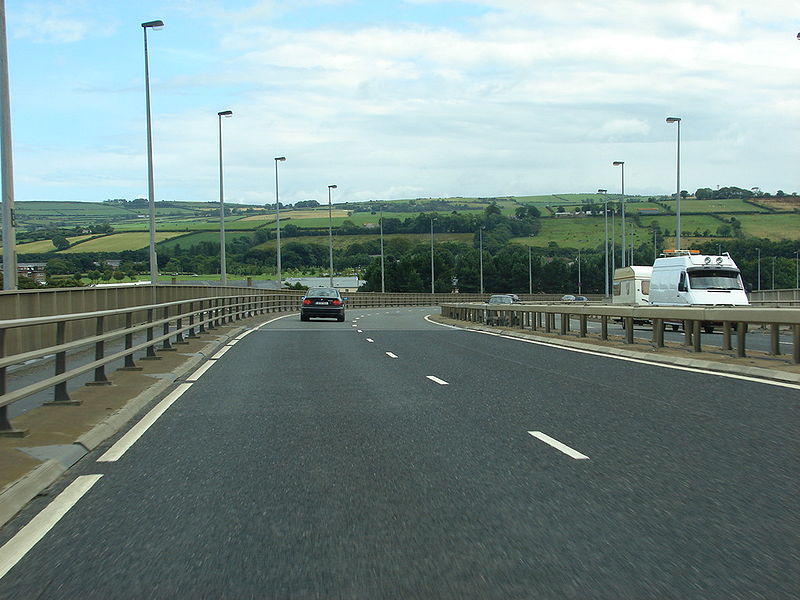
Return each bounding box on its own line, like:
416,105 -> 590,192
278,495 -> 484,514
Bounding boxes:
757,247 -> 761,292
528,238 -> 533,295
794,250 -> 799,290
666,116 -> 681,250
479,226 -> 485,294
598,189 -> 609,297
1,0 -> 17,290
142,19 -> 164,285
327,185 -> 337,287
612,161 -> 625,267
274,156 -> 286,286
217,110 -> 232,285
577,248 -> 582,295
379,205 -> 385,293
430,216 -> 437,294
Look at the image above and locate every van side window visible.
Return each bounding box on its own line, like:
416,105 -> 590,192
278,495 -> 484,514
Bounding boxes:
678,272 -> 687,292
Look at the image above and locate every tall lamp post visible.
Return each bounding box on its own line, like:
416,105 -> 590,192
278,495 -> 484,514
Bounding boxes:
479,226 -> 485,294
430,216 -> 436,294
528,240 -> 533,295
666,116 -> 681,250
794,250 -> 799,290
757,247 -> 761,292
217,110 -> 232,285
598,188 -> 609,297
379,205 -> 385,293
274,156 -> 286,286
327,185 -> 337,287
142,20 -> 164,285
1,0 -> 16,290
612,161 -> 625,267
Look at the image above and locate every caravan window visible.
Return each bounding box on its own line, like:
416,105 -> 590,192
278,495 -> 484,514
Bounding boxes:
612,282 -> 621,296
688,269 -> 743,290
641,280 -> 650,295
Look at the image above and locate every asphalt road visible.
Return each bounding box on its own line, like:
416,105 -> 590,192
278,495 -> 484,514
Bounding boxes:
1,307 -> 798,599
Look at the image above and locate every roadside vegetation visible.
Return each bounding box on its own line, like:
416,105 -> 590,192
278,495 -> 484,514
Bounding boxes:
4,186 -> 799,293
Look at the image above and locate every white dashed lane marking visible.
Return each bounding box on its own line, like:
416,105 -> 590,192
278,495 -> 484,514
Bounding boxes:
386,352 -> 398,359
528,431 -> 589,460
426,376 -> 449,385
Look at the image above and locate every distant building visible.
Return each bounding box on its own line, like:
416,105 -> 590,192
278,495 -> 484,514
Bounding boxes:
284,276 -> 365,292
17,262 -> 47,284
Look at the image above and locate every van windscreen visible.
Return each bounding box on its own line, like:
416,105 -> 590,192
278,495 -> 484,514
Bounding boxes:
687,269 -> 742,290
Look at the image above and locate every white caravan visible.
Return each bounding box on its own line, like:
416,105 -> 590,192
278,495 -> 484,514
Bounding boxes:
649,251 -> 749,307
612,266 -> 653,306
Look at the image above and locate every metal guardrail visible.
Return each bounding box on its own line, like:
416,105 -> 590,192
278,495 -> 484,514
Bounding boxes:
0,292 -> 301,436
441,302 -> 800,364
0,285 -> 593,436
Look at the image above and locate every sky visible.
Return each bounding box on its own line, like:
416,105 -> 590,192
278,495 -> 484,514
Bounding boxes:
5,0 -> 800,206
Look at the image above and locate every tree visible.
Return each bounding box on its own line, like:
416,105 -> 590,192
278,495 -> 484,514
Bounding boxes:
52,235 -> 70,250
88,270 -> 101,283
113,271 -> 125,282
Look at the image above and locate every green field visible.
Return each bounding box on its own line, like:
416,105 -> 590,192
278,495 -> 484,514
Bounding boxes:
252,232 -> 473,251
157,231 -> 256,250
58,231 -> 186,253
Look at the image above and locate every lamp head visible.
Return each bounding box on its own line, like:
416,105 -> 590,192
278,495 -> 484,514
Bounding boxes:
612,161 -> 624,166
218,110 -> 233,118
142,20 -> 164,29
275,157 -> 286,162
328,184 -> 337,189
666,117 -> 681,123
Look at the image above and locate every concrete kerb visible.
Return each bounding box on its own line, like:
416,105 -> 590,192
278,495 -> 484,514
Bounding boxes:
0,320 -> 255,530
431,316 -> 800,386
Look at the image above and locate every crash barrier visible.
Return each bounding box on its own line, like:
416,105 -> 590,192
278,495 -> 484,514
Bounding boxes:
0,285 -> 586,435
749,288 -> 800,307
0,293 -> 296,435
441,302 -> 800,365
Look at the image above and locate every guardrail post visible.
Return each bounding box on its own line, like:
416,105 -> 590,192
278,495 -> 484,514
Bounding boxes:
175,303 -> 186,343
0,328 -> 28,436
692,320 -> 702,353
770,323 -> 780,355
52,321 -> 74,403
187,302 -> 196,337
794,324 -> 800,364
579,314 -> 587,337
199,301 -> 207,333
736,322 -> 747,358
545,313 -> 552,333
559,313 -> 567,336
122,312 -> 140,370
653,318 -> 664,348
601,315 -> 608,340
683,321 -> 692,347
722,322 -> 732,351
87,316 -> 111,386
207,300 -> 217,330
143,308 -> 160,359
162,306 -> 174,350
624,317 -> 634,344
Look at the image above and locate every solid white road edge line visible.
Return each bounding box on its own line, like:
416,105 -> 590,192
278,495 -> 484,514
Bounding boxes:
423,314 -> 800,390
185,361 -> 214,382
386,352 -> 398,359
254,314 -> 297,329
426,375 -> 449,385
211,346 -> 231,360
528,431 -> 589,460
0,474 -> 103,580
97,383 -> 193,462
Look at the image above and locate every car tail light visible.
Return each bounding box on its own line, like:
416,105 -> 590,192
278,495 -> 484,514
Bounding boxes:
302,298 -> 312,305
331,299 -> 342,306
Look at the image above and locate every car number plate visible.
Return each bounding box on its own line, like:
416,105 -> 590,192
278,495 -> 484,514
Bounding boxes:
315,301 -> 329,305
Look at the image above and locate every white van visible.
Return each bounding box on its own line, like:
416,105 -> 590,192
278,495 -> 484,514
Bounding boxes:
612,266 -> 653,306
649,251 -> 749,307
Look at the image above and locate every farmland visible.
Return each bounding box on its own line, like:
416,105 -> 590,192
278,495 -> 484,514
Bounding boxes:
8,192 -> 799,258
